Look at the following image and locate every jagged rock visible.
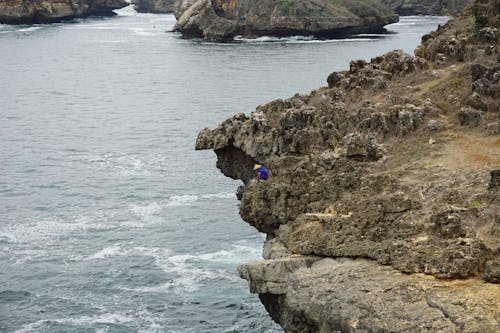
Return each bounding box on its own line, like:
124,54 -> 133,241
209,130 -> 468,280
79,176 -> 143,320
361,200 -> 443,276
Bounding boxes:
0,0 -> 128,24
489,170 -> 500,190
482,257 -> 500,283
173,0 -> 398,41
278,204 -> 491,279
465,91 -> 489,110
344,132 -> 385,160
197,0 -> 500,331
471,64 -> 500,98
427,119 -> 442,131
458,107 -> 483,126
132,0 -> 173,13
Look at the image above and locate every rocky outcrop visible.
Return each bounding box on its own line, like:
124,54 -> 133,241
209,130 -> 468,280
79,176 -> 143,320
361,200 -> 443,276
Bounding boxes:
0,0 -> 128,24
240,256 -> 499,333
173,0 -> 399,41
197,0 -> 500,331
380,0 -> 473,15
132,0 -> 173,13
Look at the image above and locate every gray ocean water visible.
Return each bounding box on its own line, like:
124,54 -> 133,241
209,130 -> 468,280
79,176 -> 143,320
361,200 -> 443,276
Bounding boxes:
0,6 -> 447,333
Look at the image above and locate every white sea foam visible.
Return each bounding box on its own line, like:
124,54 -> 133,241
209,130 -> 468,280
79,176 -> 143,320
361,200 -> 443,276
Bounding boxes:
234,35 -> 375,43
125,243 -> 261,293
168,192 -> 235,206
200,192 -> 236,200
17,26 -> 44,32
115,4 -> 137,17
197,244 -> 261,264
86,244 -> 124,260
130,202 -> 162,219
164,194 -> 199,207
130,28 -> 159,36
14,313 -> 134,332
81,153 -> 157,177
123,193 -> 234,228
0,216 -> 112,245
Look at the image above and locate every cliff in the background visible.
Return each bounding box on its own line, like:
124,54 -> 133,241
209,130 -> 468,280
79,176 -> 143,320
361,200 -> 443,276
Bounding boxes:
381,0 -> 473,15
132,0 -> 173,13
196,0 -> 500,331
173,0 -> 398,41
0,0 -> 128,24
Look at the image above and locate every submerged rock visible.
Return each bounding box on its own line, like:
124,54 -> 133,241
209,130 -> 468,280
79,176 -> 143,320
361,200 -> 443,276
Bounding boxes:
0,0 -> 128,24
173,0 -> 398,41
196,0 -> 500,331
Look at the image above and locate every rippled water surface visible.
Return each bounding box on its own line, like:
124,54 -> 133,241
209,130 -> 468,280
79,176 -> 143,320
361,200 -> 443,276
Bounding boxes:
0,7 -> 447,332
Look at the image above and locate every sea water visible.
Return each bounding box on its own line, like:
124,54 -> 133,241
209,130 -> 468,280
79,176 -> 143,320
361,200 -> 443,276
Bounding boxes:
0,6 -> 447,332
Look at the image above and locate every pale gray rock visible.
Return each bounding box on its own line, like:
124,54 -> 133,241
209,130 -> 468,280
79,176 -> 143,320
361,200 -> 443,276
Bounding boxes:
240,257 -> 499,333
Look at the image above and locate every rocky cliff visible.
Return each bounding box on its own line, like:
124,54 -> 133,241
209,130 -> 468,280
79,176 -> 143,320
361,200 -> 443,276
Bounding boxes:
173,0 -> 398,41
196,0 -> 500,331
380,0 -> 473,15
132,0 -> 173,13
0,0 -> 128,24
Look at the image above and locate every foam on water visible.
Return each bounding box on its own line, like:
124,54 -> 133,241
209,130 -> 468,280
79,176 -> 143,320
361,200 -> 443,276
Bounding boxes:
233,35 -> 378,43
165,194 -> 199,207
197,244 -> 262,264
80,152 -> 168,177
14,313 -> 134,333
0,215 -> 112,245
128,193 -> 235,218
85,243 -> 125,260
106,243 -> 259,294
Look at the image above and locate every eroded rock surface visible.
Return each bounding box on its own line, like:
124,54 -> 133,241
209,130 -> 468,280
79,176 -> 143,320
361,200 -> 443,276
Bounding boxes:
173,0 -> 398,41
197,0 -> 500,331
0,0 -> 128,24
380,0 -> 472,15
132,0 -> 173,13
240,257 -> 499,333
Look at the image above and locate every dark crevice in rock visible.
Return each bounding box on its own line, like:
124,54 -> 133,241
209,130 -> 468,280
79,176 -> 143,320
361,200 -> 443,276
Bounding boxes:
214,145 -> 256,185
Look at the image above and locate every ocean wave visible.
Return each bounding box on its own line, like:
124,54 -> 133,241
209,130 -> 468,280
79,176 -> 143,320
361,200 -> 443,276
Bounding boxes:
111,243 -> 259,293
14,313 -> 134,333
80,152 -> 166,177
197,244 -> 261,264
164,194 -> 199,207
233,35 -> 377,43
129,192 -> 235,217
0,216 -> 113,246
16,26 -> 44,32
0,25 -> 44,34
164,192 -> 235,206
85,243 -> 126,260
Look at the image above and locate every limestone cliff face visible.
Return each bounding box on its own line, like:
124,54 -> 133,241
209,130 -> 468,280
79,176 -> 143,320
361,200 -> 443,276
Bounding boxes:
0,0 -> 128,24
196,0 -> 500,331
380,0 -> 473,15
132,0 -> 173,13
173,0 -> 399,41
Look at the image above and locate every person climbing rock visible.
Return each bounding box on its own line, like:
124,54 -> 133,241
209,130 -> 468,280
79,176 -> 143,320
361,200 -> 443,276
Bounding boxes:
254,164 -> 269,182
